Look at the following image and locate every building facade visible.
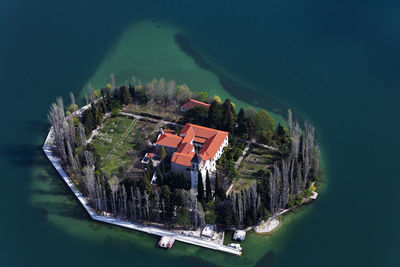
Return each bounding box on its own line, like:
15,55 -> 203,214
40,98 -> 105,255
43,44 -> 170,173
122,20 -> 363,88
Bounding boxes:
155,123 -> 228,189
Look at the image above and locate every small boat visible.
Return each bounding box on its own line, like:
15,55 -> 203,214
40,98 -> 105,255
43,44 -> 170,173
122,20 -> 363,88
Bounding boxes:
158,236 -> 175,249
228,243 -> 242,251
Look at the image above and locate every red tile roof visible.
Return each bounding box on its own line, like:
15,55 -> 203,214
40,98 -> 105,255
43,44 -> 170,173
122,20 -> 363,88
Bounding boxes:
193,136 -> 207,144
171,151 -> 195,167
170,123 -> 228,167
177,142 -> 194,154
181,99 -> 210,110
199,132 -> 227,161
156,133 -> 182,148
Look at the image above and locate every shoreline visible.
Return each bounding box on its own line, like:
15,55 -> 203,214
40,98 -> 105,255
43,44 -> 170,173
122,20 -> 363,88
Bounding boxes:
42,103 -> 242,256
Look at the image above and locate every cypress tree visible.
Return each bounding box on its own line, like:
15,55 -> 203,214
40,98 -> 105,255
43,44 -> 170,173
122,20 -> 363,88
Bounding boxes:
208,100 -> 223,129
237,108 -> 246,137
129,84 -> 136,101
119,85 -> 131,105
197,171 -> 204,202
223,99 -> 236,134
214,172 -> 223,200
205,171 -> 212,201
147,159 -> 153,180
208,100 -> 218,128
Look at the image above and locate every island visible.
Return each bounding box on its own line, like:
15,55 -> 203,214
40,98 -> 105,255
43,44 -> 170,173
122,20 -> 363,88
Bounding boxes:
43,75 -> 321,255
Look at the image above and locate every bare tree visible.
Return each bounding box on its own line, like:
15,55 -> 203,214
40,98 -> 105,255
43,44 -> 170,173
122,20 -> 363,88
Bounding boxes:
88,84 -> 95,103
110,73 -> 116,91
131,75 -> 137,87
312,141 -> 320,178
288,109 -> 293,133
78,122 -> 86,146
302,122 -> 315,190
70,92 -> 77,113
281,159 -> 290,208
48,97 -> 67,162
166,80 -> 177,102
269,163 -> 281,213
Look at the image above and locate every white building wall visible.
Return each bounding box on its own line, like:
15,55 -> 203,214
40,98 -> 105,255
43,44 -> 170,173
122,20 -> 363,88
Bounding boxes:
175,135 -> 229,191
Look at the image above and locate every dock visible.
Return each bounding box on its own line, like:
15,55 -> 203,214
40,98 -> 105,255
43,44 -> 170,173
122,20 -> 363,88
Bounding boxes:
158,236 -> 175,249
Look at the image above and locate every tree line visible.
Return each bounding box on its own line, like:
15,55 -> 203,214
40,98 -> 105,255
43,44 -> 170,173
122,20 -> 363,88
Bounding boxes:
48,73 -> 321,230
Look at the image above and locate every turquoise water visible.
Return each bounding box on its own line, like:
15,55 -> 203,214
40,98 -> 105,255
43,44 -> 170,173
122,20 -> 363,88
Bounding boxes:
1,0 -> 400,266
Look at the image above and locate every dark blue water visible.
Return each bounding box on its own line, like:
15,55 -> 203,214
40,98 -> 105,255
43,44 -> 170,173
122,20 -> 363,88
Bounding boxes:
1,0 -> 400,266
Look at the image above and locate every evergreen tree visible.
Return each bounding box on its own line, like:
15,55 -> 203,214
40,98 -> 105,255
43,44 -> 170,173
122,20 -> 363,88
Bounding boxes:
129,84 -> 136,101
159,146 -> 167,160
81,108 -> 94,135
237,108 -> 246,137
197,171 -> 204,202
205,171 -> 212,201
245,116 -> 256,139
146,159 -> 153,180
222,99 -> 236,134
276,123 -> 285,137
208,100 -> 223,129
100,100 -> 107,114
214,172 -> 223,200
119,85 -> 131,105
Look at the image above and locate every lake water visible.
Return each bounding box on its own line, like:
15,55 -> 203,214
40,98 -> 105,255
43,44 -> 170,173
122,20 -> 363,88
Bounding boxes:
1,0 -> 400,266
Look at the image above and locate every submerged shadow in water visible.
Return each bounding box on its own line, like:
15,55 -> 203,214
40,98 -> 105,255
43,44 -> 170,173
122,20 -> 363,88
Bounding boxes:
254,250 -> 275,266
174,33 -> 289,117
0,143 -> 46,167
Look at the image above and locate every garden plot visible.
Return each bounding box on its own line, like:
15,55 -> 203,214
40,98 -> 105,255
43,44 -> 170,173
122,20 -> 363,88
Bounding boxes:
91,115 -> 157,178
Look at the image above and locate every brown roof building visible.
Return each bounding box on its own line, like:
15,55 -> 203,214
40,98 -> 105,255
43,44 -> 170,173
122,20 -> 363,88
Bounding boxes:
155,123 -> 229,189
180,99 -> 210,112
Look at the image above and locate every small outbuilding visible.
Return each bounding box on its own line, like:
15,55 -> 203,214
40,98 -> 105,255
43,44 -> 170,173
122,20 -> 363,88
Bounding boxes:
201,224 -> 215,238
180,98 -> 210,112
233,230 -> 246,241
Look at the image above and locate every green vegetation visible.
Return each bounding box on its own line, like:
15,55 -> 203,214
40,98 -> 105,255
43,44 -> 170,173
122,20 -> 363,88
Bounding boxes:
48,73 -> 320,231
91,115 -> 156,178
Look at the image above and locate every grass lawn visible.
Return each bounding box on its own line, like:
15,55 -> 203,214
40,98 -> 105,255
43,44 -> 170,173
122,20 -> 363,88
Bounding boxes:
91,115 -> 157,178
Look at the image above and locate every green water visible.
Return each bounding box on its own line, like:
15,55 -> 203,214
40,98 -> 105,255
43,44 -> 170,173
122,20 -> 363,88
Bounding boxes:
1,0 -> 400,266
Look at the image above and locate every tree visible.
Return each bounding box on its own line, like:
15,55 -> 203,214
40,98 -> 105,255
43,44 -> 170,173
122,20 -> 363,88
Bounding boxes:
159,146 -> 167,160
48,97 -> 67,162
119,85 -> 131,105
146,158 -> 153,179
109,73 -> 116,91
139,173 -> 152,193
224,160 -> 239,182
129,84 -> 136,101
176,84 -> 192,103
254,109 -> 274,141
222,99 -> 236,134
81,107 -> 95,135
176,208 -> 190,228
213,95 -> 222,104
214,172 -> 224,200
237,108 -> 246,137
208,100 -> 223,129
245,107 -> 257,118
197,91 -> 209,102
197,171 -> 204,202
185,106 -> 208,125
205,171 -> 212,202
